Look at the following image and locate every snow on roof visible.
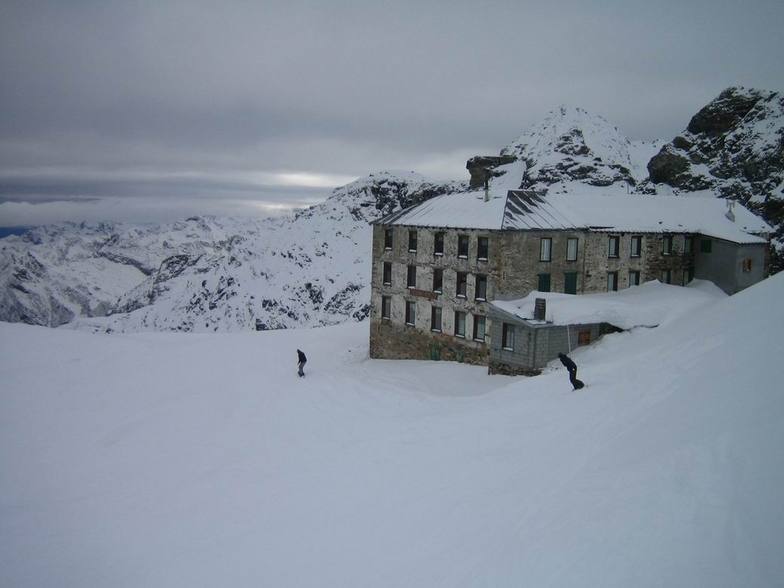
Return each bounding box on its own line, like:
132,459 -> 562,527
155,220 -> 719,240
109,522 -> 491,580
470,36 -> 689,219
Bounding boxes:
490,280 -> 727,330
383,185 -> 771,244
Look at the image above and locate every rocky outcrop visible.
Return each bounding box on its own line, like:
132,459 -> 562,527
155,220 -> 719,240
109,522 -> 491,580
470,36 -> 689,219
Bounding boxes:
644,87 -> 784,269
466,155 -> 517,189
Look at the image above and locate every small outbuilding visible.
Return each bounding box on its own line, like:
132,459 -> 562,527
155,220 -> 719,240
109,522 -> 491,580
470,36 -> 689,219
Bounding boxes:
487,280 -> 726,376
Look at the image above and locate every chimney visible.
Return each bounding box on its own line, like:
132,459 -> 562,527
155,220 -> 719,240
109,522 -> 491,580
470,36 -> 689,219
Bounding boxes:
725,200 -> 735,222
484,178 -> 490,202
534,298 -> 546,321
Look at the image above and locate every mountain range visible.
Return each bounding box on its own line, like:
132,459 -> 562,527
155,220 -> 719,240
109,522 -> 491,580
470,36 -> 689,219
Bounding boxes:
1,86 -> 781,332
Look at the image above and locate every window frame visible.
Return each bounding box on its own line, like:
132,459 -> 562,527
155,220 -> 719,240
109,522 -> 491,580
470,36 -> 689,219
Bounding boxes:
661,269 -> 672,284
629,270 -> 641,286
474,274 -> 487,301
472,314 -> 486,342
434,232 -> 445,256
408,229 -> 417,253
630,235 -> 642,258
662,235 -> 673,256
384,228 -> 393,250
477,236 -> 489,261
382,261 -> 392,286
405,300 -> 416,326
454,311 -> 466,338
432,268 -> 443,293
538,273 -> 551,293
502,322 -> 515,351
608,236 -> 620,259
456,271 -> 467,298
684,236 -> 693,255
607,271 -> 619,291
406,265 -> 417,289
381,295 -> 391,320
430,306 -> 442,332
539,237 -> 552,262
566,237 -> 579,262
457,234 -> 469,258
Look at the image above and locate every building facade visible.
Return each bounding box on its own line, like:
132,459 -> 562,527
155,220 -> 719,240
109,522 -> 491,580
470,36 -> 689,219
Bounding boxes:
368,190 -> 771,366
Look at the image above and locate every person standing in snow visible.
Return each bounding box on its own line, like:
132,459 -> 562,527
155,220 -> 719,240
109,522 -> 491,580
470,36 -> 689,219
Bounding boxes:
297,349 -> 307,378
558,352 -> 584,390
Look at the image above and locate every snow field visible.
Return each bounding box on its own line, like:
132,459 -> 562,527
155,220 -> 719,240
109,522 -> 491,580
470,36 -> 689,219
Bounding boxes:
1,273 -> 783,587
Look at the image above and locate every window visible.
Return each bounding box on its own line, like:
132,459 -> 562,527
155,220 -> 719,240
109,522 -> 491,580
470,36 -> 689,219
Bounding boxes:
684,236 -> 693,254
661,269 -> 672,284
630,235 -> 642,257
564,272 -> 577,294
662,235 -> 673,256
473,315 -> 486,342
381,295 -> 391,319
742,258 -> 752,273
538,273 -> 551,292
405,300 -> 416,325
539,237 -> 552,262
432,268 -> 443,293
430,306 -> 442,332
457,234 -> 469,258
454,311 -> 466,338
607,271 -> 618,291
382,262 -> 392,285
475,274 -> 487,301
456,272 -> 467,298
477,236 -> 489,261
434,232 -> 444,256
608,236 -> 620,258
407,265 -> 417,288
578,330 -> 591,346
701,238 -> 712,253
629,270 -> 641,286
408,230 -> 417,252
502,323 -> 515,351
384,228 -> 393,250
566,238 -> 578,261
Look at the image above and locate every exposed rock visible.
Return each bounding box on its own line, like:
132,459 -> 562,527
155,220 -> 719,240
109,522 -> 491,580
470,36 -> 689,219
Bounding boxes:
466,155 -> 517,189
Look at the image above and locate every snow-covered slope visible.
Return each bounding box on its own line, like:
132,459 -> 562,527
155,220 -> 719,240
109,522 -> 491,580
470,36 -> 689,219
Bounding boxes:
1,273 -> 782,587
0,171 -> 464,332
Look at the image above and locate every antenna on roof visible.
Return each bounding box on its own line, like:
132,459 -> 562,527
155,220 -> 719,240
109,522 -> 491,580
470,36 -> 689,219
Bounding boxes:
725,200 -> 736,222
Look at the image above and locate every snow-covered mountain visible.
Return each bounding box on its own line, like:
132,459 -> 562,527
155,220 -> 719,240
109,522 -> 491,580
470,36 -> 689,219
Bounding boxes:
2,87 -> 781,332
0,171 -> 464,332
644,87 -> 784,253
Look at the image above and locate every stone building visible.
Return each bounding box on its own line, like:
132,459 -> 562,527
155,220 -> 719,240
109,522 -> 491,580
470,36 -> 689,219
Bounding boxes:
368,189 -> 771,366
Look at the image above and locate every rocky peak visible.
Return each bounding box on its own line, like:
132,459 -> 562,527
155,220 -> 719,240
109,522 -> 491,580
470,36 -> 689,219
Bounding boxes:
468,105 -> 638,194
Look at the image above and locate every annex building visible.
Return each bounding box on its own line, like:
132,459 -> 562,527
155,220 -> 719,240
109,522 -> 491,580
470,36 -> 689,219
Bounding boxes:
368,188 -> 771,369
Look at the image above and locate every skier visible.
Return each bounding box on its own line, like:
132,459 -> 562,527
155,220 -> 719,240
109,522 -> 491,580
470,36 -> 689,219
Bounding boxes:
558,352 -> 584,390
296,349 -> 307,378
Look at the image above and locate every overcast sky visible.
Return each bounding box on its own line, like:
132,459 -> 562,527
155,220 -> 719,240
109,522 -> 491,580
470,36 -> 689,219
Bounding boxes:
1,0 -> 782,226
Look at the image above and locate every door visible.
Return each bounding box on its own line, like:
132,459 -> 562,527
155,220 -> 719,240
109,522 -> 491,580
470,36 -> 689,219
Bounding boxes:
564,272 -> 577,294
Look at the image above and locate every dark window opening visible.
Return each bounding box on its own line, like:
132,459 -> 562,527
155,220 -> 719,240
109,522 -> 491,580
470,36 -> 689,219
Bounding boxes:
434,232 -> 444,256
382,262 -> 392,285
381,296 -> 391,319
432,268 -> 443,293
701,238 -> 712,253
578,330 -> 591,346
457,234 -> 469,258
384,228 -> 393,250
405,301 -> 416,325
430,306 -> 442,332
502,323 -> 515,351
456,272 -> 467,298
629,270 -> 641,286
477,237 -> 489,261
454,311 -> 466,337
475,274 -> 487,301
473,315 -> 486,342
538,273 -> 551,292
407,265 -> 416,288
662,235 -> 673,256
408,230 -> 417,252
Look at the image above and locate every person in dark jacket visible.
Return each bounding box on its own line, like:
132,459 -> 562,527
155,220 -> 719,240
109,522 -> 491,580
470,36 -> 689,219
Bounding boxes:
297,349 -> 307,377
558,352 -> 584,390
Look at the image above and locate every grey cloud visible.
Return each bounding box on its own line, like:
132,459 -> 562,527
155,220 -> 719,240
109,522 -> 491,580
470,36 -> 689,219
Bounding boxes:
1,0 -> 783,223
